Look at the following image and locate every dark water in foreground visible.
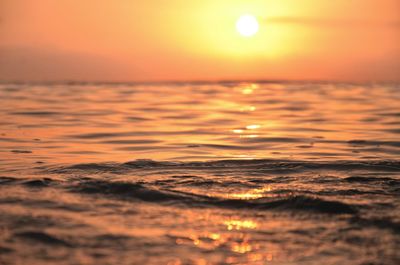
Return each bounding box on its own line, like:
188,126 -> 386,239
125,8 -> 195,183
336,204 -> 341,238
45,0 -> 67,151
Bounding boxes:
0,82 -> 399,265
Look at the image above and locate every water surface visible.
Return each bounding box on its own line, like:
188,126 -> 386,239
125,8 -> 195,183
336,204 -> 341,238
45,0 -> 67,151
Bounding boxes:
0,82 -> 399,264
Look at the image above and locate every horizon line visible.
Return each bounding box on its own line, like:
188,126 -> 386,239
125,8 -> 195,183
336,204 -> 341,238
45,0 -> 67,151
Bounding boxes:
0,78 -> 399,86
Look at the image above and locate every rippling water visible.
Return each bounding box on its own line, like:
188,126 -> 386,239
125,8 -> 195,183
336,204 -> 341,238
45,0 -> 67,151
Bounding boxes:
0,82 -> 399,264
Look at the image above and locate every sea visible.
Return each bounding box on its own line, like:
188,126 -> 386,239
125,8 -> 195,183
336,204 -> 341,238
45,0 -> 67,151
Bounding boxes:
0,82 -> 399,265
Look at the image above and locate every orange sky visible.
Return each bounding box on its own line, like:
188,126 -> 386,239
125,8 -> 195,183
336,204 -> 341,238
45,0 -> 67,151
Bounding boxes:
1,0 -> 399,82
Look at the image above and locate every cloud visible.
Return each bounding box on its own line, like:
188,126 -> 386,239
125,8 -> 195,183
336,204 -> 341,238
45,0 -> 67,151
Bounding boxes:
265,17 -> 400,28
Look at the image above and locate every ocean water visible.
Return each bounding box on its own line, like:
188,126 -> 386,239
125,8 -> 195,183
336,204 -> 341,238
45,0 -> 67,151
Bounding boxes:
0,82 -> 399,265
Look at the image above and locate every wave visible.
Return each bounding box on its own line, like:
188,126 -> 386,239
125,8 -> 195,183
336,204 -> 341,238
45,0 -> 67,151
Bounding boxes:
47,159 -> 400,175
14,231 -> 72,247
68,179 -> 359,214
1,176 -> 358,215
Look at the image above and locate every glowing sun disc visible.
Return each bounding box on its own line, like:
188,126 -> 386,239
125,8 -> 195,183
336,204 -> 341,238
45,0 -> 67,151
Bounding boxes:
236,15 -> 259,37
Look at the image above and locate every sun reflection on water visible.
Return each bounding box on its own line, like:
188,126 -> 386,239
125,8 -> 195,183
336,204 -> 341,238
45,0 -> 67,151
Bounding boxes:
224,220 -> 258,230
161,208 -> 283,264
240,134 -> 259,138
237,83 -> 259,95
240,106 -> 257,112
228,186 -> 272,200
245,124 -> 261,130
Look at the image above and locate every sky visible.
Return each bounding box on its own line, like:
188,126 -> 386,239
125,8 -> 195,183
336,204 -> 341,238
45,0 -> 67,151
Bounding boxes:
0,0 -> 399,82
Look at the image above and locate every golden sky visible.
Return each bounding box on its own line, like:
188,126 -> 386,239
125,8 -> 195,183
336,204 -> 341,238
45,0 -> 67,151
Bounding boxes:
1,0 -> 399,82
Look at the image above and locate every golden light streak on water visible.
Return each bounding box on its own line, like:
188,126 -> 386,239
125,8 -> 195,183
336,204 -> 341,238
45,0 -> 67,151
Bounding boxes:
224,220 -> 258,230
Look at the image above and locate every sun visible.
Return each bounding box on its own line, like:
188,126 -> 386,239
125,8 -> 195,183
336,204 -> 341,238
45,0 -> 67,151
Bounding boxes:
236,15 -> 259,37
